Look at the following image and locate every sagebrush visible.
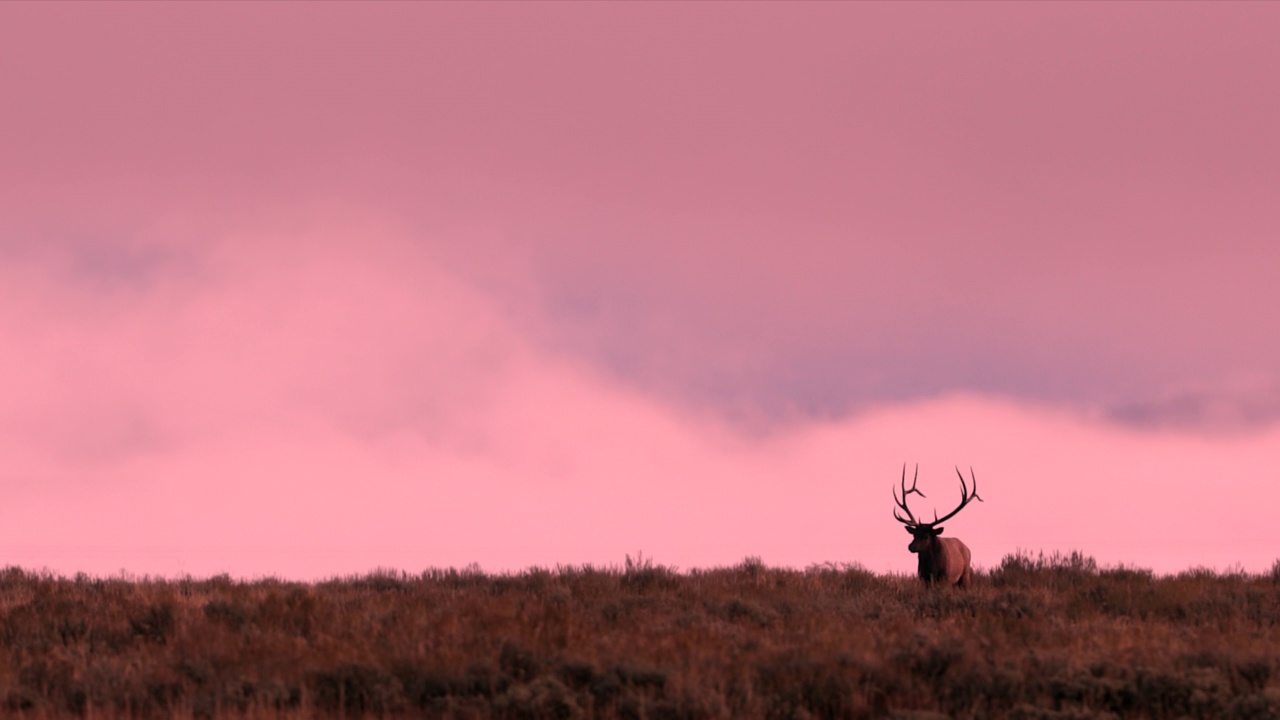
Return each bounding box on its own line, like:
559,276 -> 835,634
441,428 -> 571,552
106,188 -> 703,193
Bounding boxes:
0,552 -> 1278,719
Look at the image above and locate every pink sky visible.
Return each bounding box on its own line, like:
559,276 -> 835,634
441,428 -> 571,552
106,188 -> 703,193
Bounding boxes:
2,2 -> 1279,578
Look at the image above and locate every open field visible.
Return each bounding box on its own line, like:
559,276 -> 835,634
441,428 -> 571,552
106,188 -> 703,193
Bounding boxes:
0,553 -> 1277,719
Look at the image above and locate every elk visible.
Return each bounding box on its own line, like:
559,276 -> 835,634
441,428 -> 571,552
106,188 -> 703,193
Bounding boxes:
892,464 -> 983,588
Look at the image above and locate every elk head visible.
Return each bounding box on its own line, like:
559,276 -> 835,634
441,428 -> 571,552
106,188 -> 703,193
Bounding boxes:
892,464 -> 983,586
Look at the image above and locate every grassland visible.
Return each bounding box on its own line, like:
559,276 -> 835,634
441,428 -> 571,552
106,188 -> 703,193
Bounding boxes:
0,552 -> 1277,719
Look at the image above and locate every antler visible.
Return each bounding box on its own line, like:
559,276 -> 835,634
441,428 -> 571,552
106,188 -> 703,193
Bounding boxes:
892,463 -> 926,526
929,466 -> 984,525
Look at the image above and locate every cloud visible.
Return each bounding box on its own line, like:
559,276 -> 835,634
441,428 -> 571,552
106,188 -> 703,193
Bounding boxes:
5,3 -> 1280,433
1,217 -> 1278,580
0,217 -> 517,464
1106,381 -> 1280,433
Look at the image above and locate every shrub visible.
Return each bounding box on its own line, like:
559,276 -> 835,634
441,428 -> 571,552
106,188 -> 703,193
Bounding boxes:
0,556 -> 1273,718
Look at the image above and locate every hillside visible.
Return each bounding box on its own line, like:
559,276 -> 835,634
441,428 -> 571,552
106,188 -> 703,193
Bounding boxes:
0,553 -> 1277,719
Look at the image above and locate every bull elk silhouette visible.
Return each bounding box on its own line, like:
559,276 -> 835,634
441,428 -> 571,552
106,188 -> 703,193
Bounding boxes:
893,464 -> 983,588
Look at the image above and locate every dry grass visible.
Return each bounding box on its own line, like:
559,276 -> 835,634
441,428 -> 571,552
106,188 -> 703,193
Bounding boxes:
0,552 -> 1278,719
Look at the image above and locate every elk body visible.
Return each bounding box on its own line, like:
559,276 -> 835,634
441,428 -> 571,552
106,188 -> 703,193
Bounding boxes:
893,465 -> 983,588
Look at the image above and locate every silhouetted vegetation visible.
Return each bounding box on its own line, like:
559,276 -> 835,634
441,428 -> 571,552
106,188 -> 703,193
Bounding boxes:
0,553 -> 1278,718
